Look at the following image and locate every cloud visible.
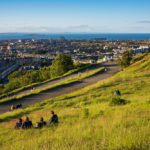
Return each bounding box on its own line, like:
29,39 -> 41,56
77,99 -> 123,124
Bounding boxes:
1,24 -> 150,33
0,25 -> 98,33
67,25 -> 94,32
136,20 -> 150,24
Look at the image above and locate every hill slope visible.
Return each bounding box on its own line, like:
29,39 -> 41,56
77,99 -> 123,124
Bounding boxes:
0,54 -> 150,150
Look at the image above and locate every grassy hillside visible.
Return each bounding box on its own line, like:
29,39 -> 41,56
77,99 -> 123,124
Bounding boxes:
0,64 -> 92,99
0,54 -> 150,150
0,67 -> 104,105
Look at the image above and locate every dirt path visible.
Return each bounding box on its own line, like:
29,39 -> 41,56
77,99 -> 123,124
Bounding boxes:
0,64 -> 101,100
0,63 -> 119,114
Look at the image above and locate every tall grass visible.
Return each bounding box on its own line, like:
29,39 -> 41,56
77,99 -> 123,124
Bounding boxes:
0,54 -> 150,150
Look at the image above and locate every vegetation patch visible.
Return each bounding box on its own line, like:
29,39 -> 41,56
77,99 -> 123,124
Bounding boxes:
110,97 -> 129,106
0,61 -> 92,99
0,67 -> 104,105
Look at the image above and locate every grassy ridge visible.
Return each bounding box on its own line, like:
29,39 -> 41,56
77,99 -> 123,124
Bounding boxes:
0,54 -> 150,150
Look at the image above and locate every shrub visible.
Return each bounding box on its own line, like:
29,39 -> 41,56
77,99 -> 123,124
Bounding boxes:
50,54 -> 74,77
118,50 -> 133,68
110,97 -> 129,106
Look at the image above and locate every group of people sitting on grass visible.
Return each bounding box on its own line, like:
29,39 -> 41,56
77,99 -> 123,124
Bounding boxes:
15,111 -> 58,129
14,90 -> 121,130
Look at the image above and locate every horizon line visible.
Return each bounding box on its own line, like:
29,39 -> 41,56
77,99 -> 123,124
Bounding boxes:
0,32 -> 150,34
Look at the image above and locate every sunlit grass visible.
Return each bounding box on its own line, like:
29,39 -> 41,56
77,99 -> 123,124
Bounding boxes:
0,54 -> 150,150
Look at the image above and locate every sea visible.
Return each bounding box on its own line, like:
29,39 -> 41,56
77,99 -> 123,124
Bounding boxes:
0,33 -> 150,40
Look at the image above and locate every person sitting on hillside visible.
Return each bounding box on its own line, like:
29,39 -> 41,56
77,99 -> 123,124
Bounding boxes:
35,117 -> 47,128
22,116 -> 33,129
10,105 -> 15,111
31,87 -> 35,92
15,118 -> 23,129
114,90 -> 121,96
50,111 -> 59,125
105,68 -> 108,72
16,104 -> 22,109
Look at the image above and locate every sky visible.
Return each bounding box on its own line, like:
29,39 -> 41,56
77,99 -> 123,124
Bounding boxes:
0,0 -> 150,33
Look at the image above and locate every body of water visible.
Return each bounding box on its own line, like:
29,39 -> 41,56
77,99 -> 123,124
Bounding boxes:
0,33 -> 150,40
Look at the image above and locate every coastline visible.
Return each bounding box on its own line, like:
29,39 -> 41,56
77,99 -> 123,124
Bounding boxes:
0,33 -> 150,40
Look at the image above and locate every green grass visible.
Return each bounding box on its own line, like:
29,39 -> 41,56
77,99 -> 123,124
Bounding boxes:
0,67 -> 104,105
0,54 -> 150,150
0,64 -> 92,100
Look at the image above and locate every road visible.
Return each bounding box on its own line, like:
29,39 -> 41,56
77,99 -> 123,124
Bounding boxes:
0,64 -> 19,80
0,63 -> 101,100
0,63 -> 119,114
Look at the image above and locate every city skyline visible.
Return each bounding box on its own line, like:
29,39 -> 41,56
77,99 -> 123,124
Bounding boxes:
0,0 -> 150,33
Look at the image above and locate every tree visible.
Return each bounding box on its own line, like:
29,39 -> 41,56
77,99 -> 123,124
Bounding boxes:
74,61 -> 82,68
119,51 -> 132,68
0,84 -> 4,94
51,54 -> 74,77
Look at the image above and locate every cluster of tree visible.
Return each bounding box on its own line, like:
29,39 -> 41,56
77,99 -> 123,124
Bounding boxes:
118,51 -> 133,68
0,54 -> 74,95
51,54 -> 74,77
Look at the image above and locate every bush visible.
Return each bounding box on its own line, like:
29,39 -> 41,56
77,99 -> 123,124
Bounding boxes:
51,54 -> 74,77
110,97 -> 129,106
118,50 -> 133,68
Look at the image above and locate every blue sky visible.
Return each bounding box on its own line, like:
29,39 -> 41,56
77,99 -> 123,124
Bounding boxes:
0,0 -> 150,33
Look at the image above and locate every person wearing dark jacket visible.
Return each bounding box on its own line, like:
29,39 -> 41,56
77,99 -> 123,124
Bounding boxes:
35,117 -> 47,128
22,117 -> 33,129
15,118 -> 23,129
114,90 -> 121,96
50,111 -> 58,124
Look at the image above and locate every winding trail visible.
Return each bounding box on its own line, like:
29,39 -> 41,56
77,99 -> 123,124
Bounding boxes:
0,63 -> 119,114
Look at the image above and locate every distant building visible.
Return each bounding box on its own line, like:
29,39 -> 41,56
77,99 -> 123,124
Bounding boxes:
132,46 -> 149,54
